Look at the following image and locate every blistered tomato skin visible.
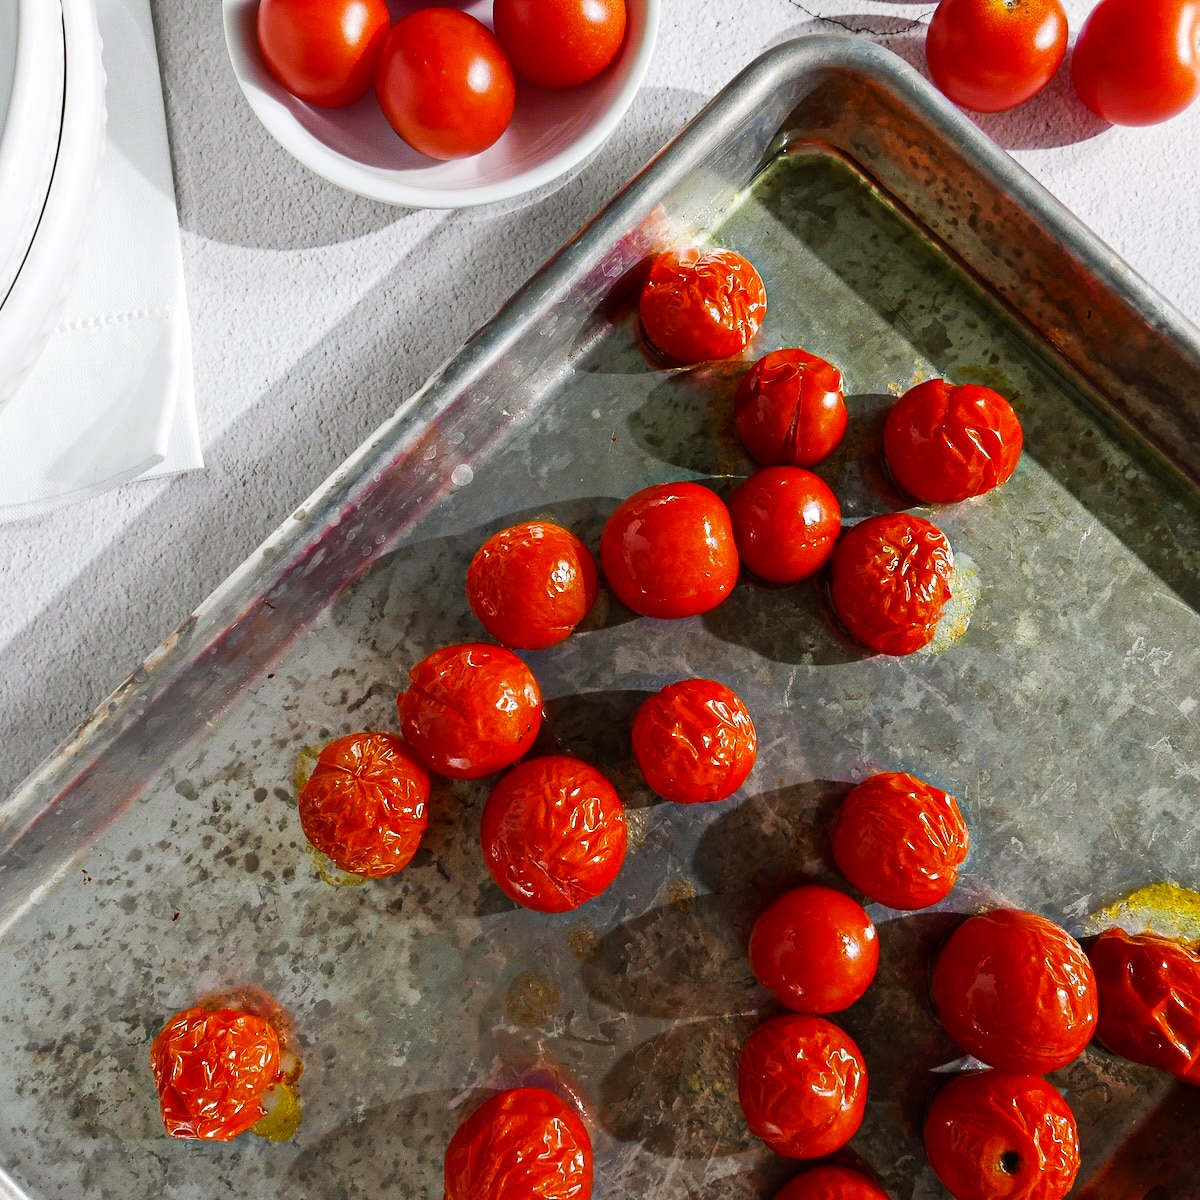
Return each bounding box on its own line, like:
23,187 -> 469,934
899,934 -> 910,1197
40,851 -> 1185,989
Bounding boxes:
931,909 -> 1099,1074
481,756 -> 627,913
734,349 -> 848,468
467,521 -> 599,650
638,248 -> 766,364
738,1014 -> 868,1159
884,379 -> 1024,505
398,643 -> 542,779
444,1086 -> 593,1200
631,678 -> 757,804
924,1072 -> 1080,1200
832,771 -> 969,910
1088,927 -> 1200,1082
493,0 -> 626,87
775,1166 -> 890,1200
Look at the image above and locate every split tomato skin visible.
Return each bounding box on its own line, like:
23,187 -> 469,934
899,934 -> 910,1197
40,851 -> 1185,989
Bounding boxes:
774,1167 -> 890,1200
493,0 -> 627,87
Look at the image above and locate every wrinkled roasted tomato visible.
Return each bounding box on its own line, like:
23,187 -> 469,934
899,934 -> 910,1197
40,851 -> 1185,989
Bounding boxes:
775,1166 -> 890,1200
467,520 -> 599,650
638,248 -> 766,364
444,1086 -> 593,1200
924,1071 -> 1081,1200
883,378 -> 1024,505
397,643 -> 542,779
631,677 -> 757,804
738,1014 -> 868,1159
931,909 -> 1098,1074
481,755 -> 627,913
832,771 -> 969,910
829,512 -> 954,656
1088,926 -> 1200,1082
734,348 -> 848,468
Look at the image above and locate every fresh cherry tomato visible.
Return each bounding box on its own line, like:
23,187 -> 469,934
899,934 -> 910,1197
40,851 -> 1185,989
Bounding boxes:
493,0 -> 627,87
883,378 -> 1024,505
925,0 -> 1069,113
728,467 -> 841,585
297,731 -> 429,878
466,520 -> 599,650
738,1013 -> 868,1158
631,678 -> 757,804
832,771 -> 969,910
924,1072 -> 1080,1200
397,643 -> 542,779
256,0 -> 390,107
481,755 -> 627,913
775,1167 -> 890,1200
1072,0 -> 1200,126
930,909 -> 1098,1074
600,481 -> 739,618
829,512 -> 955,656
638,248 -> 767,364
444,1086 -> 593,1200
1088,927 -> 1200,1082
734,348 -> 848,468
374,9 -> 516,160
748,885 -> 879,1014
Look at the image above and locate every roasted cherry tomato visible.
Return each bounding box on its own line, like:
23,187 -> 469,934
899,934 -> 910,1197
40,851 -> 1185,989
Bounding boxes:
738,1013 -> 868,1159
734,348 -> 848,468
728,467 -> 841,585
493,0 -> 627,87
297,731 -> 429,878
749,885 -> 879,1014
481,755 -> 627,913
832,771 -> 969,910
638,248 -> 766,364
467,520 -> 599,650
775,1167 -> 890,1200
444,1086 -> 593,1200
1088,926 -> 1200,1082
925,0 -> 1069,113
631,678 -> 757,804
829,512 -> 955,656
924,1071 -> 1081,1200
930,909 -> 1098,1074
375,9 -> 516,160
883,378 -> 1024,505
397,643 -> 542,779
1072,0 -> 1200,126
600,481 -> 739,618
256,0 -> 390,107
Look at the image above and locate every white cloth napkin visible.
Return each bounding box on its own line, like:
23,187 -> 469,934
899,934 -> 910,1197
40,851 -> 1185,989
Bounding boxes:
0,0 -> 202,522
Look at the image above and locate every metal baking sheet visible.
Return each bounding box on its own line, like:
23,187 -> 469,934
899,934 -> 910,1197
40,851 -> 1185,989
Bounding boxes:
2,36 -> 1199,1200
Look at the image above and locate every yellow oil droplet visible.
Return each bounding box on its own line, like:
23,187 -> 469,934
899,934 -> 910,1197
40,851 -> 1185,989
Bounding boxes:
307,844 -> 365,888
292,745 -> 322,797
665,878 -> 697,914
251,1082 -> 302,1142
565,922 -> 601,963
505,971 -> 561,1027
929,556 -> 980,654
1088,882 -> 1200,942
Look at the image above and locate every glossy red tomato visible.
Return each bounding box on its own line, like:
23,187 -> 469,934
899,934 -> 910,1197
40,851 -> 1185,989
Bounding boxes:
493,0 -> 627,87
749,885 -> 879,1014
257,0 -> 390,107
150,1007 -> 282,1140
1088,927 -> 1200,1082
728,467 -> 841,585
930,909 -> 1098,1074
375,9 -> 516,160
925,0 -> 1069,113
481,755 -> 627,913
444,1086 -> 593,1200
924,1072 -> 1080,1200
466,521 -> 599,650
631,678 -> 757,804
829,512 -> 955,656
738,1014 -> 868,1158
297,731 -> 429,878
884,378 -> 1024,505
775,1167 -> 890,1200
397,643 -> 542,779
832,771 -> 970,910
1072,0 -> 1200,125
734,348 -> 848,468
638,248 -> 767,364
600,481 -> 739,618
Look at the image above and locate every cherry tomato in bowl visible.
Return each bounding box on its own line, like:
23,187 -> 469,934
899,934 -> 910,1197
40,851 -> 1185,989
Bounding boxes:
775,1167 -> 889,1200
494,0 -> 627,88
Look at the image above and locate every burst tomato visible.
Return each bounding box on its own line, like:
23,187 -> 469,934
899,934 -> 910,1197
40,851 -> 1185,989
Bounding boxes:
775,1167 -> 890,1200
493,0 -> 627,87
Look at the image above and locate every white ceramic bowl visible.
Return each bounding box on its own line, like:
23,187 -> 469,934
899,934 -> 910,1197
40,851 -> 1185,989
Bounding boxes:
223,0 -> 659,208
